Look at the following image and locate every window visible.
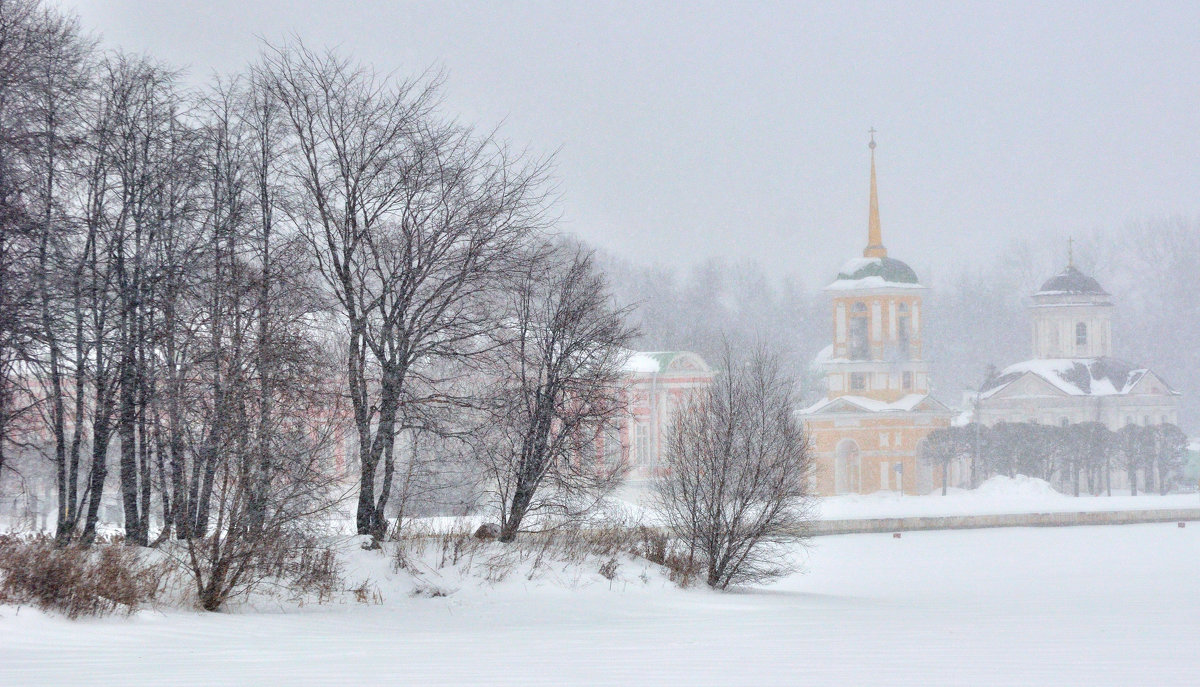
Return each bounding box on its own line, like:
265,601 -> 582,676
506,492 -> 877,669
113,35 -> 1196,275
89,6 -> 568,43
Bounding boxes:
1075,322 -> 1087,347
897,316 -> 911,358
601,426 -> 622,468
849,315 -> 869,360
635,424 -> 651,467
850,372 -> 866,391
902,371 -> 913,390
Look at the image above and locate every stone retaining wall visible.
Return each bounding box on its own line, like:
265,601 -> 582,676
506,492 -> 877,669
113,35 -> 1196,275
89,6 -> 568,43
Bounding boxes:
810,508 -> 1200,536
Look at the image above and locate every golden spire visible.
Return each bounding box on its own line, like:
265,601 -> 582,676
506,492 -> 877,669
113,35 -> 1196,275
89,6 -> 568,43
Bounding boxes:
1068,236 -> 1074,267
864,128 -> 887,258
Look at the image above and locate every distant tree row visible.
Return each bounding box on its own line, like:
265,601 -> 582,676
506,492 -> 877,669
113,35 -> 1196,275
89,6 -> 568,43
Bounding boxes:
921,422 -> 1189,496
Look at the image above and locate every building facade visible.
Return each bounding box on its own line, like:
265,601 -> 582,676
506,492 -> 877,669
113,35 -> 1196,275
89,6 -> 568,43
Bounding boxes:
801,136 -> 953,496
616,351 -> 714,479
977,261 -> 1180,432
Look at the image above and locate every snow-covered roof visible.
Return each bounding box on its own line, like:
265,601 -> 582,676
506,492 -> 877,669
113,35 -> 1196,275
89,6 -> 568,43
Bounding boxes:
622,351 -> 712,376
801,393 -> 949,415
810,344 -> 843,369
980,357 -> 1177,399
825,256 -> 923,291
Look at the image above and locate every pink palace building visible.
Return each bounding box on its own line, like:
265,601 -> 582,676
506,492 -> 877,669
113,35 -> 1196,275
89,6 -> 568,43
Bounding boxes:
613,351 -> 714,478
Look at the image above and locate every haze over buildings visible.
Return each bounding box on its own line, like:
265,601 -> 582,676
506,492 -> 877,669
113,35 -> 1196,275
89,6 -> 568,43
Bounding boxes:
68,0 -> 1200,285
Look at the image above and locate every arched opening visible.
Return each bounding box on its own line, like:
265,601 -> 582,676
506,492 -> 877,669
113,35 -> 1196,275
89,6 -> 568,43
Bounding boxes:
835,438 -> 861,494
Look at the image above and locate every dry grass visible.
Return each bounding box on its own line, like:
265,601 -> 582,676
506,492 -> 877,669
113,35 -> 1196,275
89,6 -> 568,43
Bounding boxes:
0,534 -> 173,618
392,522 -> 703,587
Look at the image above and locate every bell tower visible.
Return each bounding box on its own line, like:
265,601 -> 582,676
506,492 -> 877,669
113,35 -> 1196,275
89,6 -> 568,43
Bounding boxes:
822,134 -> 931,402
1029,243 -> 1114,359
802,132 -> 955,497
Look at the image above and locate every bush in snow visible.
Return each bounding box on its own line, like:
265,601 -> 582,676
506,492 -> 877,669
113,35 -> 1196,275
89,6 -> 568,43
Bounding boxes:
0,534 -> 172,618
653,343 -> 815,590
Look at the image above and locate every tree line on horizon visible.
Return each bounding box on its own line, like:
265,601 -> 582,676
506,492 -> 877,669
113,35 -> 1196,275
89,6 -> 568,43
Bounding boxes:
921,421 -> 1189,497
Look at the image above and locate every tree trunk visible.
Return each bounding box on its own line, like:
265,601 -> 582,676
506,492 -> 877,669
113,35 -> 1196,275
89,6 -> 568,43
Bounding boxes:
356,451 -> 379,537
500,484 -> 535,543
80,419 -> 111,545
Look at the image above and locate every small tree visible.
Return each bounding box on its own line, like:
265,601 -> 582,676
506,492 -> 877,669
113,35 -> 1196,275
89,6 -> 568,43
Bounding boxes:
1116,424 -> 1148,496
1151,424 -> 1187,495
919,427 -> 956,495
1075,423 -> 1112,496
984,422 -> 1021,478
654,343 -> 815,590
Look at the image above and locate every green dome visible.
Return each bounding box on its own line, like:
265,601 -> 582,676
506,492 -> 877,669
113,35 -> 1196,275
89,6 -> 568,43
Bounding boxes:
835,256 -> 920,285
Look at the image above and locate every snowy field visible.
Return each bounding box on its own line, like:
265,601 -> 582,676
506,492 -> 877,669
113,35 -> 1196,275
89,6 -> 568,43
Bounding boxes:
3,522 -> 1198,686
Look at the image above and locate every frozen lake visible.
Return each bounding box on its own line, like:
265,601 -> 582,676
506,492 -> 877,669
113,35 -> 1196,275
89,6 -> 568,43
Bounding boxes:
2,522 -> 1197,686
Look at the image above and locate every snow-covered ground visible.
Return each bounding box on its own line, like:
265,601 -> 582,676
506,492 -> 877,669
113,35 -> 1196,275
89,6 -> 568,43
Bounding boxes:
818,474 -> 1200,520
3,522 -> 1198,686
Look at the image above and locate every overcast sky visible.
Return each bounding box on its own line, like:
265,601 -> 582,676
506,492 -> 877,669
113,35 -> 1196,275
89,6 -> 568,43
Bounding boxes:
66,0 -> 1200,287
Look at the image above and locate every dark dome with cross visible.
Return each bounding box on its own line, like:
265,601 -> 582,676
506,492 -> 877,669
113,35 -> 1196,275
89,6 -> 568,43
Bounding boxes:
1035,265 -> 1108,297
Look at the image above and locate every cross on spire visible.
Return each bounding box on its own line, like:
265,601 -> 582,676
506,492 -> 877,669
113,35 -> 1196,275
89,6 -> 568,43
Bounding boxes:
868,127 -> 877,149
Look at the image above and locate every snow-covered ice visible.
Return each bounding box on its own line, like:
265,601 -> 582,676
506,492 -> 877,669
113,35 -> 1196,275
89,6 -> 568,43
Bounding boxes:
2,522 -> 1197,686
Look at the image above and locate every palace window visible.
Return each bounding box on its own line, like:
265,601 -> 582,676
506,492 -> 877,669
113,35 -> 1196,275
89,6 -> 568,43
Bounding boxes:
635,424 -> 651,467
850,372 -> 866,391
902,371 -> 913,390
1075,322 -> 1087,347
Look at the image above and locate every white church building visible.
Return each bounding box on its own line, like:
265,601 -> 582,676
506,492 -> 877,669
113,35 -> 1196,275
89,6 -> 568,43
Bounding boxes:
976,260 -> 1180,430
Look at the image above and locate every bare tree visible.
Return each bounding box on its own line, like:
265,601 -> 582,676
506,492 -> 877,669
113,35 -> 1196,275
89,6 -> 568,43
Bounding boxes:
654,342 -> 815,590
0,0 -> 99,538
259,41 -> 549,539
179,238 -> 345,611
477,245 -> 635,542
919,426 -> 965,495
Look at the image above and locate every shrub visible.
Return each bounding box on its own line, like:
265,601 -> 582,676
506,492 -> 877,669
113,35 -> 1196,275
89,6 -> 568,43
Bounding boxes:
0,535 -> 171,618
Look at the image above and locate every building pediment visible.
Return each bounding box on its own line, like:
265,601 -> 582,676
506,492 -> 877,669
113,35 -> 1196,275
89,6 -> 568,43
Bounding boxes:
803,393 -> 952,416
985,371 -> 1068,400
1125,370 -> 1179,397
